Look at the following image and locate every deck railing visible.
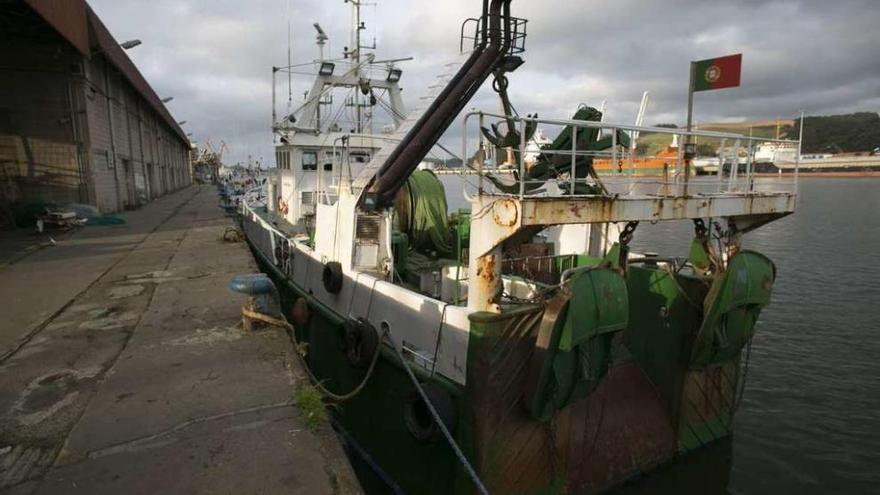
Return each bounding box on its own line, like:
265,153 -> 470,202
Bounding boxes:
460,111 -> 801,200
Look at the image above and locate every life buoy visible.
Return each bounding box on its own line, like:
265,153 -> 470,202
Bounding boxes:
278,196 -> 289,216
322,261 -> 343,294
342,318 -> 379,368
403,382 -> 457,442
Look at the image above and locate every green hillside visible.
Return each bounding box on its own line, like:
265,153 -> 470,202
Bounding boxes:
633,113 -> 880,156
784,112 -> 880,153
635,122 -> 783,157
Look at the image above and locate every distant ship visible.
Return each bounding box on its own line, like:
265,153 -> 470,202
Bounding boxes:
592,134 -> 684,176
752,140 -> 880,176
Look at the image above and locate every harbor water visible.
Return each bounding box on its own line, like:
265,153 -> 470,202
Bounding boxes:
442,176 -> 880,494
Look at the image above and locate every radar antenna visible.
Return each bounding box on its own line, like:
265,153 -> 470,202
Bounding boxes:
313,23 -> 328,60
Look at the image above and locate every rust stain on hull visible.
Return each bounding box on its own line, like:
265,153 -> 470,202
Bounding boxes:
468,310 -> 678,494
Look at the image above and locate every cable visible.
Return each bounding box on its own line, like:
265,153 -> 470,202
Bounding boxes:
385,332 -> 490,495
246,306 -> 488,493
241,308 -> 383,402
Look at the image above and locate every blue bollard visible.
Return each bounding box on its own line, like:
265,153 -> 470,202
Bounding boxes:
229,274 -> 282,330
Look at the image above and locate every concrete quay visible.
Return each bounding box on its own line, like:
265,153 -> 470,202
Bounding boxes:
0,185 -> 361,494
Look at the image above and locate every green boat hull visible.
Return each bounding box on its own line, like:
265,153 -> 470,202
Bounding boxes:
243,213 -> 769,494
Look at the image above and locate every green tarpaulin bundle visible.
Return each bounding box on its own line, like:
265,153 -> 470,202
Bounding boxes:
395,170 -> 452,258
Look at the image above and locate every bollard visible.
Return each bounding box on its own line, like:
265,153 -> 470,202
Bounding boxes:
229,273 -> 282,332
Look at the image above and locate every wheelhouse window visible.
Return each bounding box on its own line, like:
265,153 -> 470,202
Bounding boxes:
302,151 -> 317,171
350,151 -> 371,164
323,150 -> 341,171
275,150 -> 290,169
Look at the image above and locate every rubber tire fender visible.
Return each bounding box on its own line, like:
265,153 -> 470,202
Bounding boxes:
274,244 -> 283,268
403,382 -> 457,442
275,240 -> 290,270
322,261 -> 343,294
290,297 -> 310,328
343,318 -> 379,368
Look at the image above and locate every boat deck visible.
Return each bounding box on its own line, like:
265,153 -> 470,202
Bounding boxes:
495,189 -> 795,225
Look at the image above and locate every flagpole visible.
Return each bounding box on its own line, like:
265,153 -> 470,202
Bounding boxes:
685,61 -> 696,187
686,61 -> 696,135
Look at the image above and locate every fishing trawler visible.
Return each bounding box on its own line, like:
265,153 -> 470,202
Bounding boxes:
239,1 -> 799,493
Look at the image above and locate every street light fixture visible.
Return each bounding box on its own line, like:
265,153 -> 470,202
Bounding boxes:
120,39 -> 142,50
177,121 -> 187,126
386,67 -> 402,82
161,97 -> 174,103
318,62 -> 335,76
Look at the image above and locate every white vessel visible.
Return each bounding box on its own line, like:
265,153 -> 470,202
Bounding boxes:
753,140 -> 798,164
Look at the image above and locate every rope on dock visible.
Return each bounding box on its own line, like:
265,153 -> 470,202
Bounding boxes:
243,308 -> 488,493
222,227 -> 244,242
241,308 -> 383,402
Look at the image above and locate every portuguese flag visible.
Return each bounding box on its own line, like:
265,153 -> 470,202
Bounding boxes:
693,53 -> 742,92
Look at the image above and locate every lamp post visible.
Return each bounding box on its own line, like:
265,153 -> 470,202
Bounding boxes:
120,39 -> 142,50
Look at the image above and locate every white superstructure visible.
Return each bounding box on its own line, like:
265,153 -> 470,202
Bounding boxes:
754,141 -> 798,164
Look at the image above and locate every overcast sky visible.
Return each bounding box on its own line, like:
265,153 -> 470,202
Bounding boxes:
90,0 -> 880,165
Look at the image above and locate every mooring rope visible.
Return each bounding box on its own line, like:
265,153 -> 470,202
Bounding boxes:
241,308 -> 383,402
385,332 -> 490,495
244,307 -> 488,493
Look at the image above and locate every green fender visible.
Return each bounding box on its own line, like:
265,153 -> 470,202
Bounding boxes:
524,268 -> 629,421
690,250 -> 776,367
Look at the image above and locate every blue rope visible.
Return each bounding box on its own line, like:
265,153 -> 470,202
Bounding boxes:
330,417 -> 407,495
386,333 -> 490,495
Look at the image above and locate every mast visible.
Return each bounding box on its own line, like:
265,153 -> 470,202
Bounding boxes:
348,0 -> 363,133
354,0 -> 360,133
346,0 -> 377,134
275,0 -> 404,140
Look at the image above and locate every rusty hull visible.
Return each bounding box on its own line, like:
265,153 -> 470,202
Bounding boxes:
519,193 -> 796,227
466,306 -> 677,494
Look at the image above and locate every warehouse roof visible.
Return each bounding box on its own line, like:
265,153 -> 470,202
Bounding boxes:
24,0 -> 189,146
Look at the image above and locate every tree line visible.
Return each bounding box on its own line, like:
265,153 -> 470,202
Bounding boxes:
784,112 -> 880,153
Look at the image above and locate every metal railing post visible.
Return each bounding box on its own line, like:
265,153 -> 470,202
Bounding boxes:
745,140 -> 754,191
794,141 -> 801,195
795,111 -> 803,195
627,133 -> 634,177
611,127 -> 618,178
675,133 -> 684,191
477,113 -> 484,193
570,126 -> 577,195
728,139 -> 741,191
718,138 -> 727,191
518,118 -> 526,198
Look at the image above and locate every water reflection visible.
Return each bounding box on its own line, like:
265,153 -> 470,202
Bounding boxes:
608,438 -> 732,495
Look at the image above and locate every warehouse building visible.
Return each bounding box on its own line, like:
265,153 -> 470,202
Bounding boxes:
0,0 -> 191,225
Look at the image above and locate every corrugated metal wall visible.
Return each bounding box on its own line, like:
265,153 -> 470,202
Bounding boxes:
1,2 -> 193,220
0,36 -> 86,213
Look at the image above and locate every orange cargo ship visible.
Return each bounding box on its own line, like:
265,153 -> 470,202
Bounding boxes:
592,144 -> 679,175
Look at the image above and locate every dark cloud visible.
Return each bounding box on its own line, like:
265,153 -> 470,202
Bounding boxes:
90,0 -> 880,164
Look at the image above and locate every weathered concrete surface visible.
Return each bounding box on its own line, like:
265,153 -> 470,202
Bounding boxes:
0,187 -> 201,360
0,186 -> 361,494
